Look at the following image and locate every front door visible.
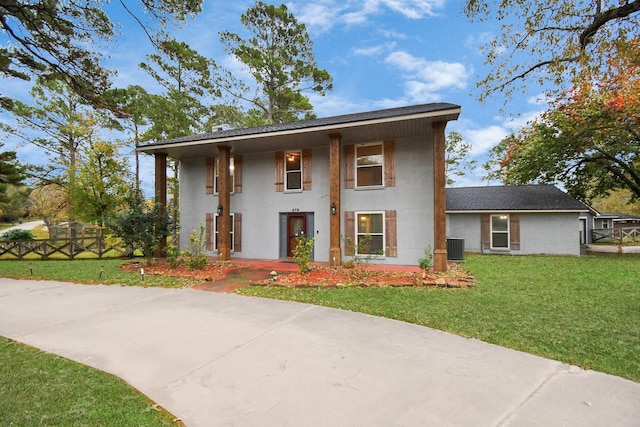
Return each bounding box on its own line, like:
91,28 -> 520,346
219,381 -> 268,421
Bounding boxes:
287,213 -> 307,257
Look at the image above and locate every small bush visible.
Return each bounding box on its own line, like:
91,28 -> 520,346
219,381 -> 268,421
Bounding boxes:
182,224 -> 208,270
292,232 -> 315,274
0,213 -> 18,223
418,245 -> 433,272
1,229 -> 33,241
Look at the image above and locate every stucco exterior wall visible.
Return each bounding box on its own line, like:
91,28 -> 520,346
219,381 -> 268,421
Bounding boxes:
520,213 -> 581,255
447,212 -> 582,255
179,131 -> 435,265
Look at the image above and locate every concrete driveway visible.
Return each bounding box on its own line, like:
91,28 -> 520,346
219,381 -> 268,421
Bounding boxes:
1,278 -> 638,426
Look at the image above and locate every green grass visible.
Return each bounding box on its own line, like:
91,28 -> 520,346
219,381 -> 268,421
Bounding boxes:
237,253 -> 640,383
0,259 -> 199,288
0,337 -> 178,426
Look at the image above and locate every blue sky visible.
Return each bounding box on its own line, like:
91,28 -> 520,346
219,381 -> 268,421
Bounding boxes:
2,0 -> 548,195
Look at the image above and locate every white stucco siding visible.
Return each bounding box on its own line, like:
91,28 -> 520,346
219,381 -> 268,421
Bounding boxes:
178,157 -> 214,249
519,213 -> 581,255
179,132 -> 436,264
446,212 -> 582,255
341,134 -> 435,265
446,213 -> 482,252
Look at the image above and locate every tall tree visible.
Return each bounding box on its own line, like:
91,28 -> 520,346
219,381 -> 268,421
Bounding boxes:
445,131 -> 476,186
465,0 -> 640,102
140,39 -> 218,140
105,85 -> 155,194
6,78 -> 121,220
0,0 -> 204,111
218,1 -> 333,124
139,39 -> 217,243
0,147 -> 25,205
71,139 -> 133,227
488,43 -> 640,202
27,184 -> 67,228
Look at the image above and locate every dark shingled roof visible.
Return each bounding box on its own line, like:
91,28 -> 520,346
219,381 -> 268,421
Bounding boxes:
140,102 -> 460,146
446,185 -> 589,212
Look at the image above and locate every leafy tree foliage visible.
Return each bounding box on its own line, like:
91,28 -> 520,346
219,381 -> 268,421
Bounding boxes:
465,0 -> 640,102
103,85 -> 155,193
0,148 -> 25,205
591,189 -> 640,216
27,184 -> 67,228
489,44 -> 640,202
139,39 -> 218,140
445,131 -> 476,186
106,195 -> 172,261
0,0 -> 203,111
218,1 -> 333,124
71,140 -> 133,227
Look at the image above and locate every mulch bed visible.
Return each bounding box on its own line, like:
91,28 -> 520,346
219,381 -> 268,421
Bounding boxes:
120,260 -> 475,290
254,263 -> 476,289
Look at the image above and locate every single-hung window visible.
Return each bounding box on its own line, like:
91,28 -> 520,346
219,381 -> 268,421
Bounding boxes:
356,212 -> 385,256
214,213 -> 235,252
285,151 -> 302,191
214,157 -> 235,194
491,215 -> 509,249
356,143 -> 383,187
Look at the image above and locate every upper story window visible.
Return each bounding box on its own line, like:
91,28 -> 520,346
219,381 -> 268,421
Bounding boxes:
215,157 -> 235,194
491,214 -> 509,249
285,151 -> 302,191
356,143 -> 383,188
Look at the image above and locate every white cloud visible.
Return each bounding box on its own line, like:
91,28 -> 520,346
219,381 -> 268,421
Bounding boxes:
384,50 -> 469,101
352,42 -> 396,56
291,0 -> 445,34
465,125 -> 509,156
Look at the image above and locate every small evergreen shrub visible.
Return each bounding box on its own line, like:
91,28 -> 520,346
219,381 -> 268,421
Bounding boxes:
1,229 -> 33,241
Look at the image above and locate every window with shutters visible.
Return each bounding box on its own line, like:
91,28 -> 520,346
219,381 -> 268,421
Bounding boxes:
275,150 -> 311,192
491,214 -> 509,249
356,143 -> 383,188
215,213 -> 235,252
285,151 -> 302,191
356,211 -> 385,256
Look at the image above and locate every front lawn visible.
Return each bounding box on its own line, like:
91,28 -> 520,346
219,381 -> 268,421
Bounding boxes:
237,253 -> 640,383
0,338 -> 179,426
0,259 -> 201,288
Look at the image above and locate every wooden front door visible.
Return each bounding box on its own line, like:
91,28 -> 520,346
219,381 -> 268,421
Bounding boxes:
287,213 -> 307,257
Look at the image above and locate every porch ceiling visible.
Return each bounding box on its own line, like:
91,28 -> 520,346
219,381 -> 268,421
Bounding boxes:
138,103 -> 461,160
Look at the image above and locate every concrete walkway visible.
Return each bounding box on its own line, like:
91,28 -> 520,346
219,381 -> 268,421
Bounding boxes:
1,279 -> 638,427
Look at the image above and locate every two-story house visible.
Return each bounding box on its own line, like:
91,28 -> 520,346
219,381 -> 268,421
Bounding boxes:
138,103 -> 461,271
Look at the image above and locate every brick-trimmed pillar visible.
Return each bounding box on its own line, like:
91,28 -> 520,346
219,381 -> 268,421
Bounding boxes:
154,152 -> 167,258
329,133 -> 342,266
433,122 -> 448,272
217,145 -> 231,261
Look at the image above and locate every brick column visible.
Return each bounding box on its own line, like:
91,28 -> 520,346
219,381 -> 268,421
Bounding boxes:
329,133 -> 342,266
154,153 -> 167,258
433,122 -> 448,272
217,145 -> 231,261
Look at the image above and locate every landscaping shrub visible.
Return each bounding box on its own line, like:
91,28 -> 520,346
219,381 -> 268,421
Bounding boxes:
1,229 -> 33,241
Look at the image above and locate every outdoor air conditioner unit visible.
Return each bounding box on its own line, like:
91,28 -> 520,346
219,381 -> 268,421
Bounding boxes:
446,237 -> 465,262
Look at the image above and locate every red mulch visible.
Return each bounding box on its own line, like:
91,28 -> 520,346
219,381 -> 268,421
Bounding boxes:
120,260 -> 475,291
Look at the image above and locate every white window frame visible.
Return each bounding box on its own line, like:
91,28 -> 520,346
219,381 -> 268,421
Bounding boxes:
214,156 -> 235,195
490,214 -> 510,250
214,212 -> 235,252
355,211 -> 385,257
355,142 -> 384,188
285,150 -> 303,192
